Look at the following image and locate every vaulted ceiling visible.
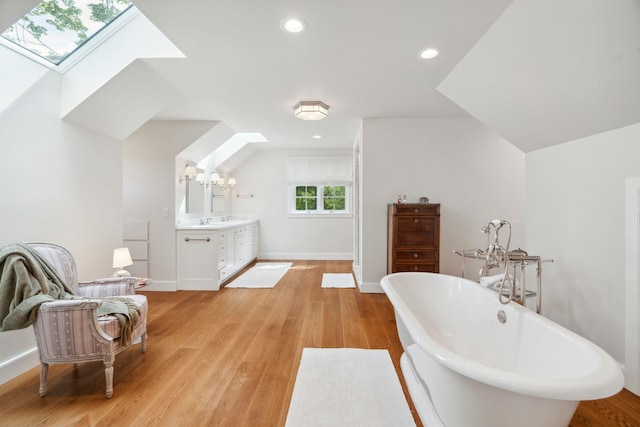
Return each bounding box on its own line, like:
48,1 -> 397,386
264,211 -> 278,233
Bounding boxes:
131,0 -> 514,150
438,0 -> 640,152
3,0 -> 639,154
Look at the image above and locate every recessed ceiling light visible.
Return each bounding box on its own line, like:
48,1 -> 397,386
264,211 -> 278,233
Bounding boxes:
281,18 -> 307,33
312,135 -> 322,139
419,48 -> 440,59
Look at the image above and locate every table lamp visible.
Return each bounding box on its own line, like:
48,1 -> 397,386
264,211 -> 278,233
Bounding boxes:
113,247 -> 133,277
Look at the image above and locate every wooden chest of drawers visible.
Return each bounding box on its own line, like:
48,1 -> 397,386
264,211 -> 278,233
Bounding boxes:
387,203 -> 440,273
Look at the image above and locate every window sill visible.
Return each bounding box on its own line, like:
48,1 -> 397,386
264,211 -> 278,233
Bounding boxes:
288,213 -> 353,218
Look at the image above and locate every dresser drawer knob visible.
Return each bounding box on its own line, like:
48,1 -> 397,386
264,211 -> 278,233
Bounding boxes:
414,218 -> 419,223
413,266 -> 418,271
413,253 -> 419,258
414,208 -> 419,213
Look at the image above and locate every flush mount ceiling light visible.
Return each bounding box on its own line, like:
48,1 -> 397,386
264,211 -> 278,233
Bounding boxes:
419,48 -> 440,59
293,101 -> 329,120
281,18 -> 307,33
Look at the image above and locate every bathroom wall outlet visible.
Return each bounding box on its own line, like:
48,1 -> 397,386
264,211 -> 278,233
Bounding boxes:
162,208 -> 169,218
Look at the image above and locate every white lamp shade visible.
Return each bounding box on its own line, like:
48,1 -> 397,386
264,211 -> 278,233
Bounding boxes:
196,173 -> 205,183
185,165 -> 197,177
113,247 -> 133,268
210,172 -> 220,183
227,177 -> 237,187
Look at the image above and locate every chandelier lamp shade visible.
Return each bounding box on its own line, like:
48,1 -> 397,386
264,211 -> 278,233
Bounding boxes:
293,101 -> 329,120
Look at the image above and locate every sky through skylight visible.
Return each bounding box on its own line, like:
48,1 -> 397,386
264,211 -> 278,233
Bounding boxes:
1,0 -> 132,66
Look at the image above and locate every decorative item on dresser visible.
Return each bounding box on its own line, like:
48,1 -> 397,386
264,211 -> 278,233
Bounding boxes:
387,202 -> 440,273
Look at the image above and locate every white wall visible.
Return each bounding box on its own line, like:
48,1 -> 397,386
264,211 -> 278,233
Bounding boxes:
231,149 -> 353,260
123,120 -> 216,291
359,118 -> 526,291
0,72 -> 125,384
526,123 -> 640,364
0,45 -> 48,114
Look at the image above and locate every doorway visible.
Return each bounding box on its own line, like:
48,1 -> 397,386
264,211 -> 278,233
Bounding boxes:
624,177 -> 640,395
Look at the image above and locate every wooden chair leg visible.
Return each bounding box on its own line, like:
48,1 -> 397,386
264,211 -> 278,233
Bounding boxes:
39,362 -> 49,397
104,365 -> 114,399
141,332 -> 147,352
104,354 -> 115,399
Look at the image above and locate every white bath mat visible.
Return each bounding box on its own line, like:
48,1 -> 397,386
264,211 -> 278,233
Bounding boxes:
225,262 -> 292,288
321,273 -> 356,288
285,348 -> 415,427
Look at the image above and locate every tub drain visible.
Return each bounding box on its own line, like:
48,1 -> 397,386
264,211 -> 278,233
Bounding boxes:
497,310 -> 507,323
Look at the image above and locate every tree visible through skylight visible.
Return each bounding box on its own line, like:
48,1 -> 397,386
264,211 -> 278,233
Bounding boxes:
1,0 -> 132,65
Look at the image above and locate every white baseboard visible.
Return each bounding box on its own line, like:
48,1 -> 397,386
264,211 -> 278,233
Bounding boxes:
352,263 -> 361,282
259,252 -> 353,261
358,281 -> 384,293
139,280 -> 176,292
177,278 -> 220,291
0,347 -> 39,386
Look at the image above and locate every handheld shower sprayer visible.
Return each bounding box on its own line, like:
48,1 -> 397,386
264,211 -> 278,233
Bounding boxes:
491,219 -> 507,229
494,220 -> 513,305
481,219 -> 507,233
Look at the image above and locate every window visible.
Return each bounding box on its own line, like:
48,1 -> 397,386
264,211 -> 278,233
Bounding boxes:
291,184 -> 350,216
287,156 -> 353,217
323,185 -> 346,210
295,186 -> 317,211
1,0 -> 133,67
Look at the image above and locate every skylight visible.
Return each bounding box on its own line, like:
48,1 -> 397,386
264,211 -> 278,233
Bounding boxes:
1,0 -> 133,66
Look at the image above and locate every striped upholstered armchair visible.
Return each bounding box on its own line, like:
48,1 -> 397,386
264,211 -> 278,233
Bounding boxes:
27,242 -> 148,399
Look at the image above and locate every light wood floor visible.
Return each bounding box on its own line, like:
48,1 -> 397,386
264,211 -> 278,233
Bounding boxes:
0,260 -> 638,426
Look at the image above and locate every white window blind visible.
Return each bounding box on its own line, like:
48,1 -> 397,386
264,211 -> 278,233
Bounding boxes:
287,156 -> 353,185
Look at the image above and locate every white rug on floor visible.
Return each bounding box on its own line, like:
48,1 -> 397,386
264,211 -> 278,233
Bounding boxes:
321,273 -> 356,288
226,262 -> 292,288
285,348 -> 415,427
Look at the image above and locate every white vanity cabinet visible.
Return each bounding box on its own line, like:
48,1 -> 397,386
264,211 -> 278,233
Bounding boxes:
177,220 -> 259,290
220,222 -> 259,284
218,230 -> 228,270
176,229 -> 220,290
234,226 -> 248,267
250,224 -> 258,259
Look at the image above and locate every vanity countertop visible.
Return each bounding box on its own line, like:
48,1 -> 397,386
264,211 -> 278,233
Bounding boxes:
176,218 -> 258,231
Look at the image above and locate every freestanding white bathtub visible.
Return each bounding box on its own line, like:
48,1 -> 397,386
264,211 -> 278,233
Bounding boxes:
381,272 -> 624,427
